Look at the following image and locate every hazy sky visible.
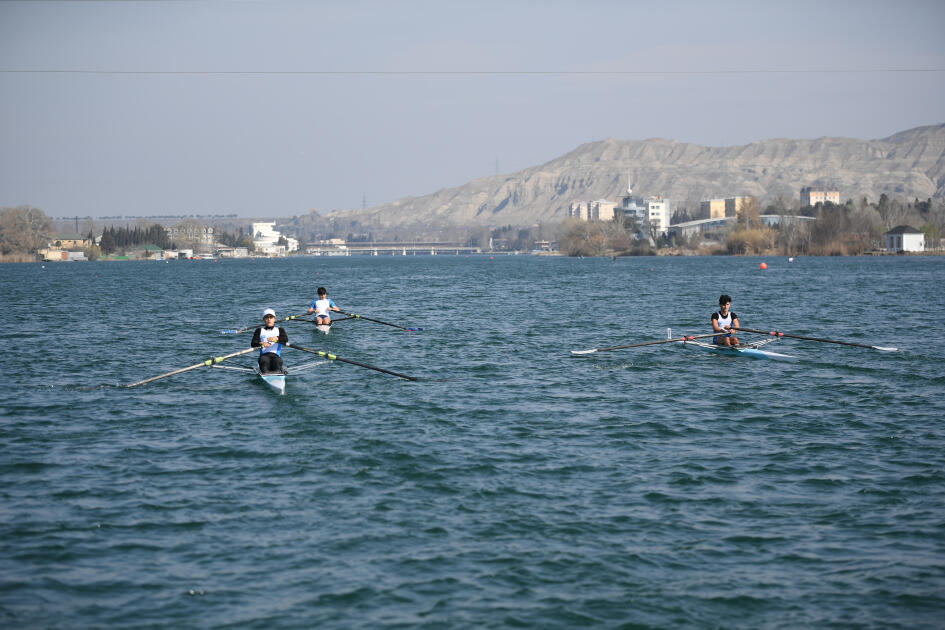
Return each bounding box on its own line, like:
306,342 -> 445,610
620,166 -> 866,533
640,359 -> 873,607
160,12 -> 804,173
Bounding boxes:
2,0 -> 943,218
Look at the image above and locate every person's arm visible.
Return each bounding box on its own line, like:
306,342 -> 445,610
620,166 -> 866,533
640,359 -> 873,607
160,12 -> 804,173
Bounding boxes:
711,313 -> 724,333
730,314 -> 739,331
251,328 -> 262,347
277,327 -> 288,344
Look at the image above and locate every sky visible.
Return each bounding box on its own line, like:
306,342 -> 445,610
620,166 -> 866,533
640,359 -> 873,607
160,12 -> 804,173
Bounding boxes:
1,0 -> 944,219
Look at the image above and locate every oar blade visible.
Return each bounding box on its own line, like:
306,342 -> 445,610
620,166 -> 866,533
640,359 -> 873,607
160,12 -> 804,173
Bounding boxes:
570,348 -> 599,355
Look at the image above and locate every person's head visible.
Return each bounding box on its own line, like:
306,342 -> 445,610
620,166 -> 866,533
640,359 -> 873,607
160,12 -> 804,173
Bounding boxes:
317,287 -> 327,297
718,294 -> 731,309
263,307 -> 276,323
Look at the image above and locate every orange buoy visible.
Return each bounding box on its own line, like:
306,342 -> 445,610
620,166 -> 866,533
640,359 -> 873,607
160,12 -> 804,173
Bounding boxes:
760,262 -> 767,270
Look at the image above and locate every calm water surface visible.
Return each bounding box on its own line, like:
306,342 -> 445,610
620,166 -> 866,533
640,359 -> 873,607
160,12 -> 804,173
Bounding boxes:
2,255 -> 944,629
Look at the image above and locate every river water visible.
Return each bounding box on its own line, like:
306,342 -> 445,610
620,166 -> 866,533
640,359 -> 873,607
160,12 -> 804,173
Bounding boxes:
2,255 -> 944,628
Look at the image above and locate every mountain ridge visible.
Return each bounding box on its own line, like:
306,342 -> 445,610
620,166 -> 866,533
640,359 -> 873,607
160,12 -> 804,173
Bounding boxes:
329,123 -> 945,230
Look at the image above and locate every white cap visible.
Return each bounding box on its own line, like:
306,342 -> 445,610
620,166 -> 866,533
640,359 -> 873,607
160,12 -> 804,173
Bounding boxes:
263,308 -> 276,317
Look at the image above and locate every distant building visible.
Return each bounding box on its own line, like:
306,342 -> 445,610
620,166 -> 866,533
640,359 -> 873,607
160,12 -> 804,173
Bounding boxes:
620,187 -> 647,222
167,224 -> 214,245
645,196 -> 671,234
699,196 -> 753,219
252,221 -> 299,255
51,233 -> 92,249
568,199 -> 617,221
885,225 -> 924,252
41,249 -> 88,261
800,187 -> 840,207
701,199 -> 727,219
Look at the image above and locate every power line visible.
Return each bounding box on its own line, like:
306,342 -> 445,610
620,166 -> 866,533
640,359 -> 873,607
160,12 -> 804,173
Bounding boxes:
1,68 -> 943,76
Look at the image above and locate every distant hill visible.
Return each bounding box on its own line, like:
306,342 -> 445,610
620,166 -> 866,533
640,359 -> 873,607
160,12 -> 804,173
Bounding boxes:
328,123 -> 945,230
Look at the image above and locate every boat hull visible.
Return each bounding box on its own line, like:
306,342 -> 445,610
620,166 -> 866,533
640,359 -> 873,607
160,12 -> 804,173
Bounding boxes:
682,340 -> 796,361
254,367 -> 286,394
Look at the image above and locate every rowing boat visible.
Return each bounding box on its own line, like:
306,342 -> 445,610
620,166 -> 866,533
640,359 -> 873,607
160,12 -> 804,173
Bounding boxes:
254,366 -> 287,394
211,359 -> 329,394
680,338 -> 796,361
314,322 -> 331,335
572,326 -> 895,360
668,328 -> 796,361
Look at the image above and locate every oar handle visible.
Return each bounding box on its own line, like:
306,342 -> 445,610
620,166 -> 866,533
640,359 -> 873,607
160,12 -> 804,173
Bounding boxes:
286,343 -> 418,380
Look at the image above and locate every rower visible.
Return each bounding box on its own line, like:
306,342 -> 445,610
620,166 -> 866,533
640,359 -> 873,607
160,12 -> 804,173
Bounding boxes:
251,308 -> 289,373
307,286 -> 340,327
712,294 -> 740,347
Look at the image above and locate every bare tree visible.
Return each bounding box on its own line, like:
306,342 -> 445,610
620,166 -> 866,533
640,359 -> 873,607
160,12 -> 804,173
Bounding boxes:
736,196 -> 761,228
0,205 -> 53,257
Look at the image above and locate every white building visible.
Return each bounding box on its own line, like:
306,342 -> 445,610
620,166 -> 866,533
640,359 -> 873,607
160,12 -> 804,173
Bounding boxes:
885,225 -> 924,252
252,222 -> 299,256
645,196 -> 671,234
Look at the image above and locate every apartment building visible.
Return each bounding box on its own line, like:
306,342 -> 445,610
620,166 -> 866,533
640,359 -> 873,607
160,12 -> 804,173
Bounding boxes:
800,187 -> 840,207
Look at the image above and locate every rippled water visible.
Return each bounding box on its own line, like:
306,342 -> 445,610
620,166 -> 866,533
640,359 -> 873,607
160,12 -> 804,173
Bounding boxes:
2,255 -> 944,628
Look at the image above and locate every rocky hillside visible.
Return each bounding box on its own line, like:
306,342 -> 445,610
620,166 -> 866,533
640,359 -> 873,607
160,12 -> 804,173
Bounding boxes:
329,123 -> 945,229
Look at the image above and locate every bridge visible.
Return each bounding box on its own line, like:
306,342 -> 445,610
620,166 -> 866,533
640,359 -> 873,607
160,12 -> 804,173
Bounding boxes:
667,215 -> 816,238
307,241 -> 482,256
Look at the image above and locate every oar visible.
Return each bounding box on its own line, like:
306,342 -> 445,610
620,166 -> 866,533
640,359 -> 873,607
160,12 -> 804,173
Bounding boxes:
740,327 -> 898,352
571,333 -> 720,355
221,312 -> 310,334
286,342 -> 418,380
337,311 -> 422,332
126,347 -> 257,388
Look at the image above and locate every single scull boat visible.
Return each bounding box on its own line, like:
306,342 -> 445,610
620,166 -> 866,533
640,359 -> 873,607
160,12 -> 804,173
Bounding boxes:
669,328 -> 796,360
679,338 -> 796,361
211,359 -> 328,395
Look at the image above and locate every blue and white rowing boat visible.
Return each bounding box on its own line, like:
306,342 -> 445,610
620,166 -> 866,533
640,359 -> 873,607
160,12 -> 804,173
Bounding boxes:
211,359 -> 329,395
571,327 -> 895,360
254,366 -> 287,394
679,338 -> 796,361
669,328 -> 796,361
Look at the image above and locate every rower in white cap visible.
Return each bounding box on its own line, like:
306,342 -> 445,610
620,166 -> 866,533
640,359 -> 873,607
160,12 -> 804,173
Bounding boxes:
251,308 -> 289,373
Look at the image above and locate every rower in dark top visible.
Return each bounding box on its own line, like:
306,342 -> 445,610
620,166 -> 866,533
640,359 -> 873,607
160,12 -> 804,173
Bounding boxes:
711,294 -> 740,347
251,308 -> 289,373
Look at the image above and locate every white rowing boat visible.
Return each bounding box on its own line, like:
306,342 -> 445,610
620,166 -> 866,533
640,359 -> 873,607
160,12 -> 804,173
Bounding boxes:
572,327 -> 895,360
254,367 -> 287,394
314,323 -> 331,335
211,359 -> 329,395
680,338 -> 796,361
669,328 -> 796,361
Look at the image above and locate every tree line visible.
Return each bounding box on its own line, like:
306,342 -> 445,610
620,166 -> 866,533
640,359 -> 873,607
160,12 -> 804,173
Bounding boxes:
98,224 -> 173,254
